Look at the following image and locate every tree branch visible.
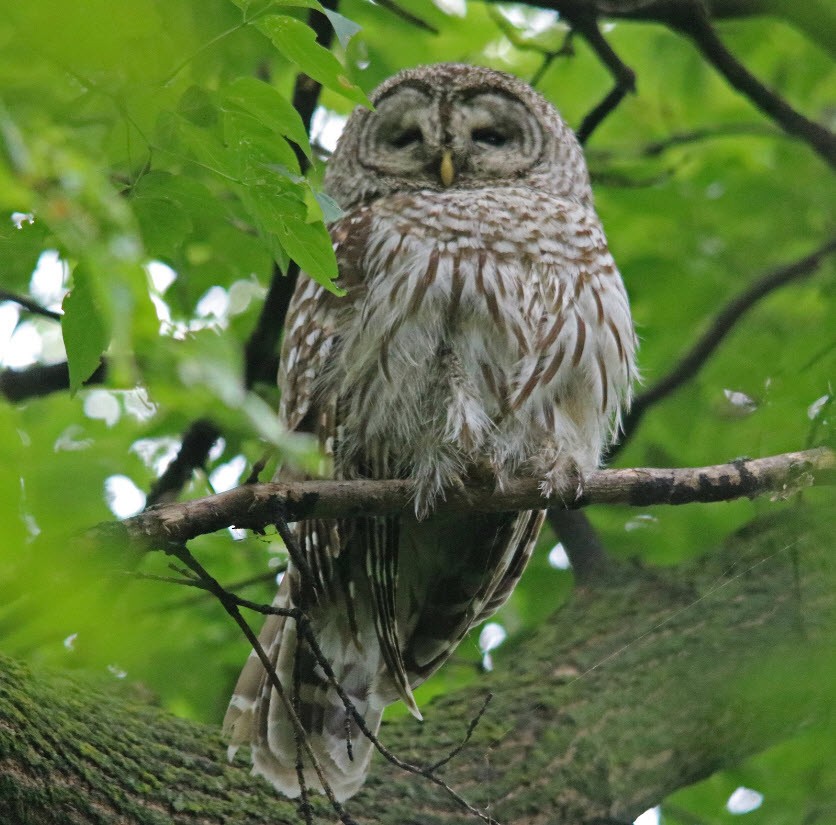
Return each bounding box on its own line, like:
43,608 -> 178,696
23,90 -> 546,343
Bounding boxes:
96,448 -> 833,550
4,503 -> 833,824
612,237 -> 836,458
562,10 -> 636,143
673,7 -> 836,167
0,359 -> 107,403
503,0 -> 836,163
0,289 -> 62,321
145,419 -> 222,507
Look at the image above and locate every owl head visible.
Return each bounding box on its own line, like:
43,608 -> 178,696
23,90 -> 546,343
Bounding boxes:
325,63 -> 592,210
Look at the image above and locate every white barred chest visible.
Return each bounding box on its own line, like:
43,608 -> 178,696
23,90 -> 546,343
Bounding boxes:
329,187 -> 635,496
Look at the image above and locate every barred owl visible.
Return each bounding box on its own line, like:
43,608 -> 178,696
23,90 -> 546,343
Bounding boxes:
225,63 -> 636,800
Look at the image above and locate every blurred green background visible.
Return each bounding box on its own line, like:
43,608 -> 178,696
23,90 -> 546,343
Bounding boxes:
0,1 -> 833,822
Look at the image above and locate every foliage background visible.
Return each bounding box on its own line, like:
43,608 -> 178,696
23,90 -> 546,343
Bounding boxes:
0,1 -> 833,822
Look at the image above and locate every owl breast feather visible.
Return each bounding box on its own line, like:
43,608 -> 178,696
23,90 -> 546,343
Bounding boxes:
326,187 -> 635,509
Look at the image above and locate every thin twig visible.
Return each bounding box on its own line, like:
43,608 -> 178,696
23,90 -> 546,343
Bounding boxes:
244,452 -> 272,484
487,8 -> 574,88
612,238 -> 836,458
0,290 -> 62,321
673,8 -> 836,168
374,0 -> 438,34
143,544 -> 499,823
161,543 -> 358,825
568,14 -> 636,144
586,123 -> 780,163
427,693 -> 493,773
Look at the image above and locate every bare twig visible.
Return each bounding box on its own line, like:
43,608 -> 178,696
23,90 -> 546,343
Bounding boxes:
97,448 -> 834,550
374,0 -> 439,34
487,8 -> 575,87
426,693 -> 493,773
612,238 -> 836,458
586,123 -> 780,162
142,539 -> 499,822
0,290 -> 62,321
567,13 -> 636,144
673,8 -> 836,167
160,542 -> 358,825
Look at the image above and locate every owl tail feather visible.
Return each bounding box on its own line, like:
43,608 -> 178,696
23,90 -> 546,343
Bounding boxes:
223,573 -> 400,802
363,515 -> 424,721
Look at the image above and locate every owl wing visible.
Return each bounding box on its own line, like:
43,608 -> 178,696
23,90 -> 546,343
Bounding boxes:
225,206 -> 418,799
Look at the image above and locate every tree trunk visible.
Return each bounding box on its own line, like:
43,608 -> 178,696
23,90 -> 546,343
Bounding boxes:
1,502 -> 832,824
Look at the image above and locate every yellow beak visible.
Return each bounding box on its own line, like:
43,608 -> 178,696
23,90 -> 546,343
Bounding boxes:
440,150 -> 455,187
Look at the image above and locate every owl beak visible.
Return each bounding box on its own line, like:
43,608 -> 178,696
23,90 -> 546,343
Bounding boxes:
439,149 -> 455,187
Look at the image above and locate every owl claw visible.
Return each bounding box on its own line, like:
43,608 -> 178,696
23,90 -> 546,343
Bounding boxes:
537,459 -> 584,506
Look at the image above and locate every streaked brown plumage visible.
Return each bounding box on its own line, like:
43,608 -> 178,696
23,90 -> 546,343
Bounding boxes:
224,63 -> 637,801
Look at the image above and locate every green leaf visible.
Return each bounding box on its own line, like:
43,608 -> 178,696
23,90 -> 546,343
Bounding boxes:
222,76 -> 313,158
313,190 -> 344,223
177,85 -> 218,127
223,109 -> 301,180
158,111 -> 238,182
61,263 -> 111,394
322,8 -> 362,51
0,216 -> 49,292
256,14 -> 369,106
242,184 -> 340,292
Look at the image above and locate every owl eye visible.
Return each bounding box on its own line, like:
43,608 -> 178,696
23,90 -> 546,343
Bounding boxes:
390,127 -> 423,149
472,127 -> 508,147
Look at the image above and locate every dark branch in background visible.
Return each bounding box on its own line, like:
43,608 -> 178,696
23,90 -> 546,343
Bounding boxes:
547,509 -> 610,581
145,419 -> 222,507
673,8 -> 836,168
611,237 -> 836,459
244,0 -> 338,390
373,0 -> 438,34
0,290 -> 62,321
0,359 -> 107,403
586,123 -> 780,162
94,449 -> 833,551
504,0 -> 836,164
567,12 -> 637,144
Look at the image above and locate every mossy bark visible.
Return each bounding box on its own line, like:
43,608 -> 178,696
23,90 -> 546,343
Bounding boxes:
2,504 -> 833,824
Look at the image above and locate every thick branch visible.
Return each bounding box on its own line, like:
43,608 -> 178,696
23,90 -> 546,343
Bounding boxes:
3,504 -> 833,823
100,448 -> 833,549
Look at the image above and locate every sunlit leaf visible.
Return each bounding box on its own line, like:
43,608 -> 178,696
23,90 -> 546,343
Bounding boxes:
322,8 -> 362,50
256,14 -> 369,106
222,76 -> 313,158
